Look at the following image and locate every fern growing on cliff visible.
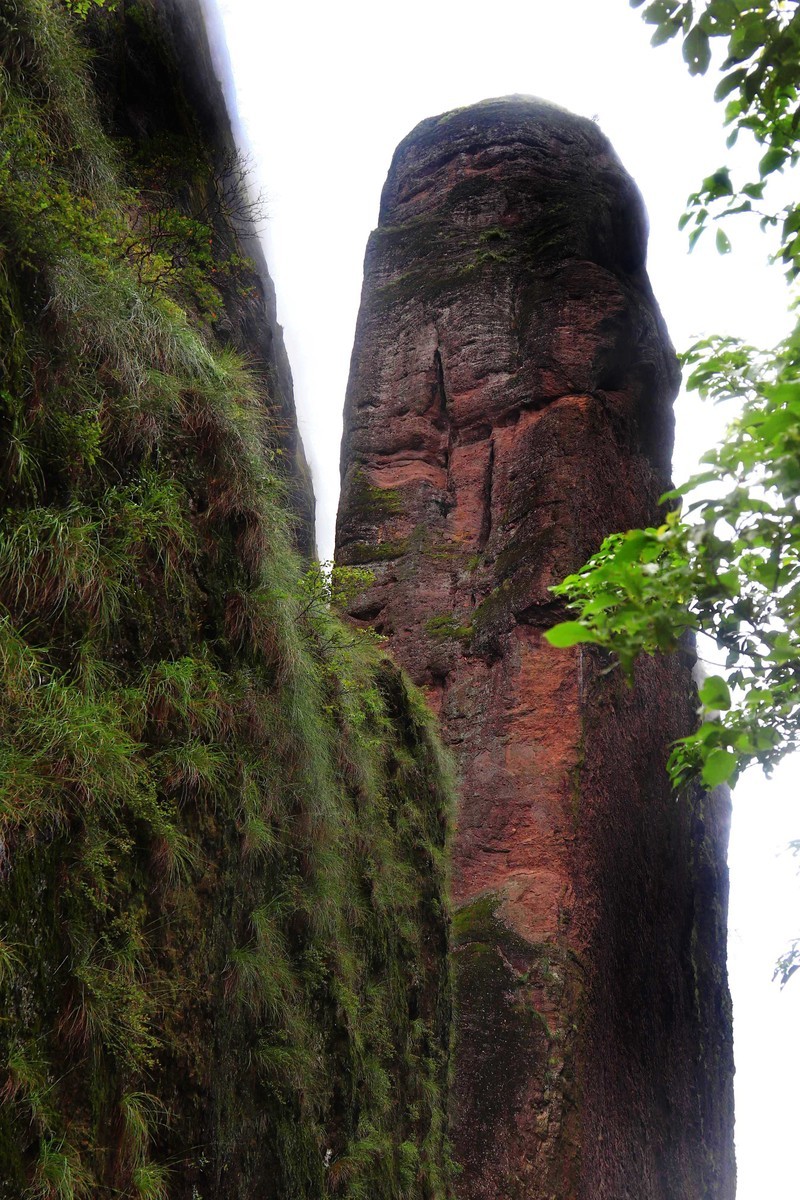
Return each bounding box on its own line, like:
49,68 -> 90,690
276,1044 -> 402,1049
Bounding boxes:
0,2 -> 454,1197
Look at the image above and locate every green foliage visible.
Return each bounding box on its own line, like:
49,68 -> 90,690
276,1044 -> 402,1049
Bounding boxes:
633,0 -> 800,267
63,0 -> 114,15
547,343 -> 800,789
298,559 -> 377,615
120,140 -> 261,322
0,2 -> 455,1196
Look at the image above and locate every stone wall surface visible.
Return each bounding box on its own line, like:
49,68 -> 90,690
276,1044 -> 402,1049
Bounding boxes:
335,96 -> 735,1200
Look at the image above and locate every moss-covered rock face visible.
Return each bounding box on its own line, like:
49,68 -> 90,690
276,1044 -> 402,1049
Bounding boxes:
0,3 -> 454,1197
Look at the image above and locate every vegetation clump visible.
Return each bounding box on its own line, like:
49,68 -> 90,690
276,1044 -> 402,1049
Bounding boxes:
424,615 -> 473,644
348,469 -> 404,522
0,2 -> 454,1196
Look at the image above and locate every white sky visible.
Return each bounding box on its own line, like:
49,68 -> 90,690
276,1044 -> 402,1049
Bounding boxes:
204,0 -> 800,1192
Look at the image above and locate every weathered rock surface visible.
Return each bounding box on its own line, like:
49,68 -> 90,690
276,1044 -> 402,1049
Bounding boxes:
336,97 -> 735,1199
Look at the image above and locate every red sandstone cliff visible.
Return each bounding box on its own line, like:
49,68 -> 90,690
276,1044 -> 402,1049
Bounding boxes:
335,97 -> 735,1199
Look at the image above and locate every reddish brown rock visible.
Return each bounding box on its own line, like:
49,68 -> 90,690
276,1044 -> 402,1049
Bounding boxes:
335,97 -> 734,1199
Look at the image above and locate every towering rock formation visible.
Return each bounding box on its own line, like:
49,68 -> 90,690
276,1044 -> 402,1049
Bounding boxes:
336,98 -> 735,1199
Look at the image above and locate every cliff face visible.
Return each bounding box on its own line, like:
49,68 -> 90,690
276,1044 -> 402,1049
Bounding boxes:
0,3 -> 453,1197
85,0 -> 316,555
336,98 -> 735,1199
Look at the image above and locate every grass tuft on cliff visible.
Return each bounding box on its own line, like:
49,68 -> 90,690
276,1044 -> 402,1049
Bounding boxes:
0,2 -> 454,1197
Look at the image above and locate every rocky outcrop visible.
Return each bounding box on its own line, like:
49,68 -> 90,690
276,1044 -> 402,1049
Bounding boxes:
336,97 -> 734,1199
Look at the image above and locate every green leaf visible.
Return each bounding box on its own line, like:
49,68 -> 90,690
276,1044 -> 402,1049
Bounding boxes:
698,674 -> 732,710
652,19 -> 682,45
714,67 -> 748,101
683,25 -> 711,74
543,622 -> 600,649
702,167 -> 733,197
615,531 -> 651,563
759,146 -> 786,177
582,590 -> 624,615
701,748 -> 738,788
769,632 -> 796,663
659,470 -> 719,502
715,227 -> 732,254
695,721 -> 722,743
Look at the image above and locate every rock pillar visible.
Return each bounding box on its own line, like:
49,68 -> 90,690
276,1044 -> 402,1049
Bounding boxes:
335,97 -> 734,1200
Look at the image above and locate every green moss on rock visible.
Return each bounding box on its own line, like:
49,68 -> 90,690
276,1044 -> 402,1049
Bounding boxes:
348,468 -> 404,522
424,615 -> 473,644
345,539 -> 410,565
0,4 -> 455,1198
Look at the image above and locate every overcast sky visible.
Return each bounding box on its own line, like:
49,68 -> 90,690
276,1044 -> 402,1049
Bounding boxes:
204,0 -> 799,1191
